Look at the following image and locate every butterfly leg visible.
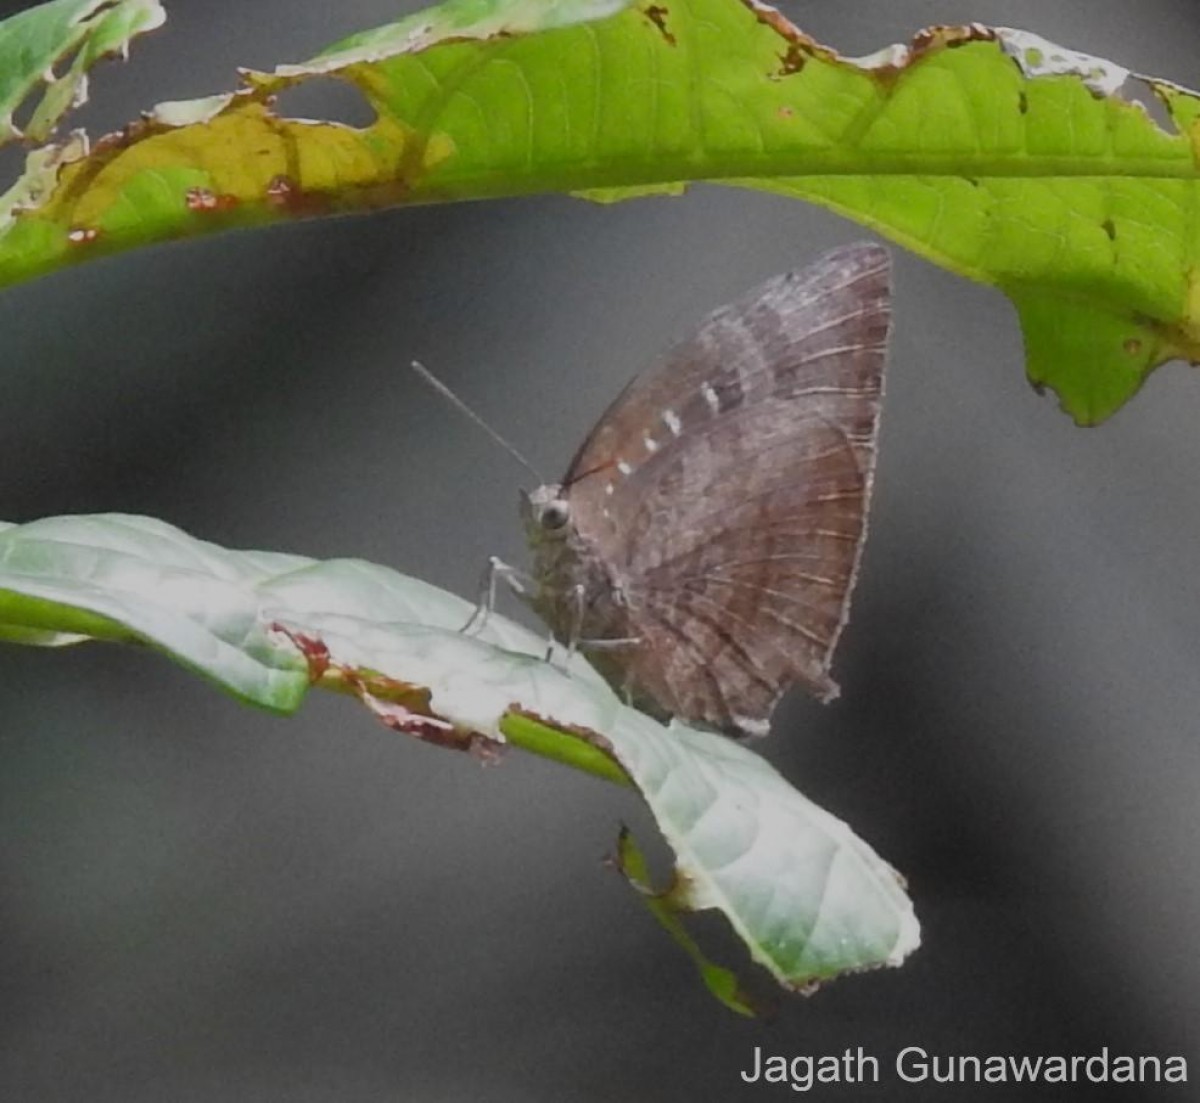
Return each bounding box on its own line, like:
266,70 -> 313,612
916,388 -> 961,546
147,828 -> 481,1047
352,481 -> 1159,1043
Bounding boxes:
549,584 -> 641,662
461,556 -> 535,634
566,584 -> 586,659
578,637 -> 642,651
542,583 -> 586,663
461,556 -> 501,634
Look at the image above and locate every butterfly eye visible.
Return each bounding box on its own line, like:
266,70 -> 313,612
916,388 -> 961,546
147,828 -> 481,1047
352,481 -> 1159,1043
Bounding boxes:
540,500 -> 570,531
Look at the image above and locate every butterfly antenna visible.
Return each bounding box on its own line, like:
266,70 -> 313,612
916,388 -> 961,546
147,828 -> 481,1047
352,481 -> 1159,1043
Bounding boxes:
562,459 -> 615,491
409,360 -> 544,484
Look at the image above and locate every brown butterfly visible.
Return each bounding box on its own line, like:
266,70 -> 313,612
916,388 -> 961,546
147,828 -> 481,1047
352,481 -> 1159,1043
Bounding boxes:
520,243 -> 891,738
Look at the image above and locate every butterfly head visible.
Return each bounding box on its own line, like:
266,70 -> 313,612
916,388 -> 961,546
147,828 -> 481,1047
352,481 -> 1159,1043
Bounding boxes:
520,484 -> 572,546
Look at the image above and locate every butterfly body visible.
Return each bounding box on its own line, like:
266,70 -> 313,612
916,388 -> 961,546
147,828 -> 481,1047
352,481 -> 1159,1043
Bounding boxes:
521,483 -> 635,648
523,243 -> 892,738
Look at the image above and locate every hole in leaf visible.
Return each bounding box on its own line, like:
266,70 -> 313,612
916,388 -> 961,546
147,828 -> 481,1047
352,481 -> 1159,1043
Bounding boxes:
0,144 -> 24,186
7,40 -> 88,142
1123,76 -> 1176,135
76,0 -> 123,26
10,79 -> 49,137
272,77 -> 376,129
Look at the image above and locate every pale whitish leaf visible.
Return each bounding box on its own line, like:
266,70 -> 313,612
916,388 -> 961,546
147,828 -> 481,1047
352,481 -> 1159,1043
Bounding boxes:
0,513 -> 918,994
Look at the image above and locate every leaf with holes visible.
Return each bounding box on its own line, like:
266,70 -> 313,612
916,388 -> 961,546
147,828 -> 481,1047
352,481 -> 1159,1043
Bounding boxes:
2,0 -> 1200,422
0,512 -> 920,1003
0,0 -> 164,147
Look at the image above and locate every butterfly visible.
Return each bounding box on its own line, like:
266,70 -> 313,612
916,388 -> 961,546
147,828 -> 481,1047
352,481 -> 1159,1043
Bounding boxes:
517,243 -> 892,738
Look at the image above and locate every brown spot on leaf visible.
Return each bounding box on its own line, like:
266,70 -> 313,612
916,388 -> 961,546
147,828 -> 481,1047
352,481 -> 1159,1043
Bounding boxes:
1018,91 -> 1029,114
268,622 -> 502,760
185,187 -> 216,211
1102,217 -> 1117,240
66,227 -> 100,246
185,186 -> 241,213
909,23 -> 995,56
264,173 -> 327,216
741,0 -> 831,75
907,27 -> 938,53
1124,337 -> 1143,355
867,24 -> 997,88
777,105 -> 795,119
357,681 -> 504,763
643,3 -> 676,46
269,622 -> 330,682
266,174 -> 297,205
356,677 -> 499,756
661,867 -> 703,910
745,0 -> 804,40
778,42 -> 807,77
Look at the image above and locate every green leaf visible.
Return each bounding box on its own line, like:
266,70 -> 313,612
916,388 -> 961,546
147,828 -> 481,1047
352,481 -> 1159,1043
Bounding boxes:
0,0 -> 165,146
0,512 -> 919,1000
2,1 -> 1199,422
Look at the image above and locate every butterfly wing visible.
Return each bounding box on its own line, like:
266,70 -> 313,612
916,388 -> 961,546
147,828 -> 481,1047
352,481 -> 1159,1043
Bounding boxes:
622,405 -> 869,733
564,243 -> 890,735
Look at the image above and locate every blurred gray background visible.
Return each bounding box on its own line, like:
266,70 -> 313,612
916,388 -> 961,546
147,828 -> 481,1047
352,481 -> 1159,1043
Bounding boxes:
1,0 -> 1198,1099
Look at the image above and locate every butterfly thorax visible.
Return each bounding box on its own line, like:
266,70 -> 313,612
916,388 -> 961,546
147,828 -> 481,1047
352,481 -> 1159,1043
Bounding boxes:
521,484 -> 635,652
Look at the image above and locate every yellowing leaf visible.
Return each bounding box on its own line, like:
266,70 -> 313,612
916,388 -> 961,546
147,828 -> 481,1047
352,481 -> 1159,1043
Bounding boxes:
3,1 -> 1199,416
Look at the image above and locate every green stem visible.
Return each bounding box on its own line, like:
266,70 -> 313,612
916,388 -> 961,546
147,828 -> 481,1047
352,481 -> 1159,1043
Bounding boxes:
499,710 -> 633,788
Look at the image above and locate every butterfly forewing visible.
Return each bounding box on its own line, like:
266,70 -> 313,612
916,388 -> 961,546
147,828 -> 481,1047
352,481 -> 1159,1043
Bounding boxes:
565,243 -> 889,491
546,243 -> 890,737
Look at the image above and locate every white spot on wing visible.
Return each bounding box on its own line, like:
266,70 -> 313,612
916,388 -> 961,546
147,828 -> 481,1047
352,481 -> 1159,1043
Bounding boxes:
605,482 -> 614,496
617,460 -> 633,475
662,409 -> 682,436
643,434 -> 659,453
701,383 -> 719,413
